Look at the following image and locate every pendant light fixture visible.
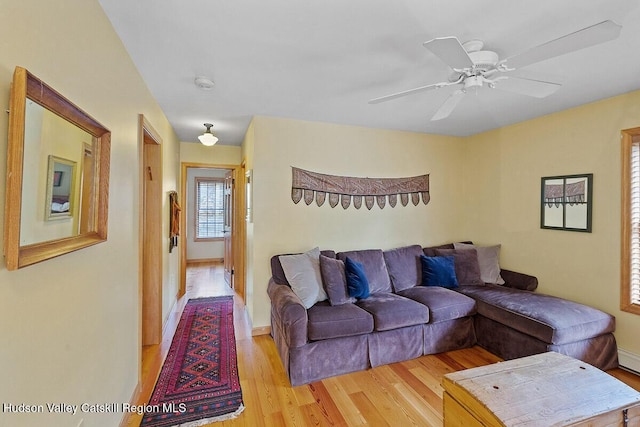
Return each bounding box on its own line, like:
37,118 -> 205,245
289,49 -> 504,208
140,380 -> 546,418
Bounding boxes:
198,123 -> 218,146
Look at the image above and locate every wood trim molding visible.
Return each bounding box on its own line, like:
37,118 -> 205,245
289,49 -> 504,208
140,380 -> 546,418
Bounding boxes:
620,127 -> 640,315
252,326 -> 271,336
186,258 -> 224,264
119,383 -> 141,427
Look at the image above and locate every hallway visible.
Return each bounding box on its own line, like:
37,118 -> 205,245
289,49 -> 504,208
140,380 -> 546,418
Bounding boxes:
125,261 -> 250,426
184,261 -> 252,341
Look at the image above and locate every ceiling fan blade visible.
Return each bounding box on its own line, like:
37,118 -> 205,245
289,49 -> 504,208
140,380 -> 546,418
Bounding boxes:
368,81 -> 450,104
423,37 -> 474,70
503,20 -> 622,70
431,89 -> 465,121
495,76 -> 561,98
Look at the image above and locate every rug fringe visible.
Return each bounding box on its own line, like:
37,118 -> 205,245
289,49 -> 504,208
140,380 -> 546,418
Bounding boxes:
175,404 -> 245,427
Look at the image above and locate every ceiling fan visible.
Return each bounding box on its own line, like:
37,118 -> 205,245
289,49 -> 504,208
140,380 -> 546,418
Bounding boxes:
369,20 -> 622,121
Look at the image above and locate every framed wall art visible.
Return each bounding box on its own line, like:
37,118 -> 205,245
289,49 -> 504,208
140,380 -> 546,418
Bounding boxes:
540,173 -> 593,232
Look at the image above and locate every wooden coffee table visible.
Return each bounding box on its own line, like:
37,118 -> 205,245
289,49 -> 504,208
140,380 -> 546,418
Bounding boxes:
442,352 -> 640,426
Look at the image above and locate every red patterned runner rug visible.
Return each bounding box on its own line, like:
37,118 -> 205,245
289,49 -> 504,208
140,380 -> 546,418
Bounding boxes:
140,296 -> 244,427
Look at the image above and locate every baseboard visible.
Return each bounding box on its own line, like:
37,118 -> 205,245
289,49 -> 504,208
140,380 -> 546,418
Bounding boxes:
186,257 -> 223,264
252,326 -> 271,336
162,298 -> 179,337
119,383 -> 141,427
618,348 -> 640,374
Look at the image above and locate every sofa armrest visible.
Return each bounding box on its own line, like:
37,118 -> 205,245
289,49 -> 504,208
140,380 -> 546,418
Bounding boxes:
500,269 -> 538,291
267,278 -> 308,348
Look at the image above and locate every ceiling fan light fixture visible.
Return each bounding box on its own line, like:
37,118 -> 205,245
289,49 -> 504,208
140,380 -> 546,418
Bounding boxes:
198,123 -> 218,146
370,20 -> 621,119
464,76 -> 484,90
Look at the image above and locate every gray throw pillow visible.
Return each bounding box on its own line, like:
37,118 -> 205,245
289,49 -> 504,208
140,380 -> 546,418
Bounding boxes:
454,243 -> 505,285
279,247 -> 328,308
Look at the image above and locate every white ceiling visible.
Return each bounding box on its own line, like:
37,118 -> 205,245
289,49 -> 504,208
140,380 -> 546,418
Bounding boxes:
98,0 -> 640,146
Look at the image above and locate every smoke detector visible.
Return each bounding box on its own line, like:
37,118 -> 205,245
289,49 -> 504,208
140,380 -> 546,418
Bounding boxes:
194,76 -> 215,90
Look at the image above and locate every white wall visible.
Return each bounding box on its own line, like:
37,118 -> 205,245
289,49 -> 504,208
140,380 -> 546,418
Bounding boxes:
0,1 -> 180,426
186,167 -> 228,261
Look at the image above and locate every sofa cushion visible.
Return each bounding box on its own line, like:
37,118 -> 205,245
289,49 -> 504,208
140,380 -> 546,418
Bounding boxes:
345,257 -> 370,299
271,250 -> 336,285
398,286 -> 476,323
383,244 -> 423,292
458,284 -> 616,345
356,293 -> 429,331
420,255 -> 459,289
319,255 -> 355,305
337,249 -> 392,294
454,242 -> 505,285
279,248 -> 328,308
435,248 -> 484,286
500,269 -> 538,291
307,301 -> 374,341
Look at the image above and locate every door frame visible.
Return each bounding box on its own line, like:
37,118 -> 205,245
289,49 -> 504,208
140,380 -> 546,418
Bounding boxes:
139,115 -> 163,350
179,162 -> 246,302
223,169 -> 235,287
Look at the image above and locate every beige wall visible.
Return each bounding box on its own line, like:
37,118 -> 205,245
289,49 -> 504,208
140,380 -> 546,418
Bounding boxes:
244,94 -> 640,367
464,90 -> 640,362
0,1 -> 180,426
180,141 -> 242,166
247,116 -> 466,328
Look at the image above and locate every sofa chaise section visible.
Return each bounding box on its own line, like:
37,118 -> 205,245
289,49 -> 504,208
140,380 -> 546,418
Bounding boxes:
458,284 -> 618,370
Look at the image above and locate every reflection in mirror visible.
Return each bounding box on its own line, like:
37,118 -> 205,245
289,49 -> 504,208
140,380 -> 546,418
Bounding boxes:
20,98 -> 95,244
46,156 -> 76,221
4,66 -> 110,270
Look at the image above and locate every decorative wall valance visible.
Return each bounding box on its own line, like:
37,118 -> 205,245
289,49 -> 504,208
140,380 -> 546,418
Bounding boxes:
544,181 -> 585,207
291,167 -> 430,210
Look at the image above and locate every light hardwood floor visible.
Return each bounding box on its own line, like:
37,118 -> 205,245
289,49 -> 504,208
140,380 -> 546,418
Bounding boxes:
124,261 -> 640,427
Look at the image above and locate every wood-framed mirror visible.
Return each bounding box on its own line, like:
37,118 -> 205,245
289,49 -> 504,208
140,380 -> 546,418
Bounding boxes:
3,66 -> 110,270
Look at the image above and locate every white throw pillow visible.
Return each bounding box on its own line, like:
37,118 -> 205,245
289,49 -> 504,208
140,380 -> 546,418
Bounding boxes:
279,247 -> 328,308
454,243 -> 505,285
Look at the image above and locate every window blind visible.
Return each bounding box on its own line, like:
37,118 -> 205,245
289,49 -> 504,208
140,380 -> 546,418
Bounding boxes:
631,142 -> 640,305
195,179 -> 224,239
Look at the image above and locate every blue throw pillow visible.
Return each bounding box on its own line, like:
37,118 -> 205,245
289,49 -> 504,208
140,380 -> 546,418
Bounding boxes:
345,257 -> 370,299
420,255 -> 459,289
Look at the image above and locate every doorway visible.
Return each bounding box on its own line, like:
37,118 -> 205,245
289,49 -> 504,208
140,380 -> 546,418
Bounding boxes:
179,163 -> 245,302
223,169 -> 234,287
139,115 -> 163,346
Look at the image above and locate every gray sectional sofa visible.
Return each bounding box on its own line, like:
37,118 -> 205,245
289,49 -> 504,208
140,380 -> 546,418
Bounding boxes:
267,243 -> 618,386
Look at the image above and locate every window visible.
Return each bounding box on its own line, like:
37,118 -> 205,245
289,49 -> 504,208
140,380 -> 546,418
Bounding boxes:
621,127 -> 640,315
195,178 -> 224,240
